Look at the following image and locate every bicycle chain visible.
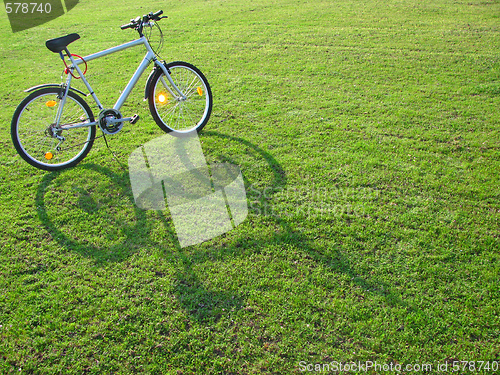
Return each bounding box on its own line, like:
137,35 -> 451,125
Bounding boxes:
57,134 -> 104,152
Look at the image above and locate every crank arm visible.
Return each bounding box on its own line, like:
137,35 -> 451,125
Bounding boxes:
106,114 -> 140,124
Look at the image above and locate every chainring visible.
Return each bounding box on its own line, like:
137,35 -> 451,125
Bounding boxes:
99,108 -> 123,135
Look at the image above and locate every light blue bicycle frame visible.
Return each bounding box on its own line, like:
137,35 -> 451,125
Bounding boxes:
57,34 -> 185,129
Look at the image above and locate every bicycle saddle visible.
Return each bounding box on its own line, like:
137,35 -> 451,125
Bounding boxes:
46,33 -> 80,53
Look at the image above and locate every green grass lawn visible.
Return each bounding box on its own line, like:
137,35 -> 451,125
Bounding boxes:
0,0 -> 499,373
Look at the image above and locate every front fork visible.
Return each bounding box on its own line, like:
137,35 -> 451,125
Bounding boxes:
154,59 -> 186,100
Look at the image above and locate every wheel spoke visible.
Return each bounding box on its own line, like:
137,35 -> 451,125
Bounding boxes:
12,88 -> 95,170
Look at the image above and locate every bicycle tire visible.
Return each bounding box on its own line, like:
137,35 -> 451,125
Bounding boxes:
148,61 -> 212,134
11,87 -> 96,171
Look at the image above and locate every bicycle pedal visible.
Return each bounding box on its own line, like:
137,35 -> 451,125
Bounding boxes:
130,114 -> 140,124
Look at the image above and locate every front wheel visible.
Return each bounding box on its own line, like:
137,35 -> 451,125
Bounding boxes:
148,61 -> 212,134
11,88 -> 96,171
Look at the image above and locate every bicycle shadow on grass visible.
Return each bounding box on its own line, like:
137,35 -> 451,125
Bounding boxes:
153,131 -> 411,324
153,131 -> 289,323
33,131 -> 286,324
159,214 -> 412,325
34,132 -> 410,326
34,161 -> 247,324
35,163 -> 151,264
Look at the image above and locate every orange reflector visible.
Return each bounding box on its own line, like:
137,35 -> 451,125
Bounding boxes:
46,100 -> 57,108
197,87 -> 203,96
45,152 -> 53,160
158,93 -> 167,103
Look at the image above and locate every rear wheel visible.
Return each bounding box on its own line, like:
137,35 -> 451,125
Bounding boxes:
11,88 -> 95,171
148,61 -> 212,134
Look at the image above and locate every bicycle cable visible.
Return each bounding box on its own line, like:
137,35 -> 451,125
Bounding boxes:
144,21 -> 164,58
58,134 -> 104,151
62,53 -> 87,79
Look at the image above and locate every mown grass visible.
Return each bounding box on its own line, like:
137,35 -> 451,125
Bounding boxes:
0,0 -> 499,373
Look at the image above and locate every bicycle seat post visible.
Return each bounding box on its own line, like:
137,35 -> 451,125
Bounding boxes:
64,47 -> 73,63
58,47 -> 72,69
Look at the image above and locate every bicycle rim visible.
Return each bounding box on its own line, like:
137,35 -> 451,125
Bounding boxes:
13,90 -> 94,169
152,63 -> 211,133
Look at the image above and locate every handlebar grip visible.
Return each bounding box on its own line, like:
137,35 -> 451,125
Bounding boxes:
121,23 -> 132,30
151,10 -> 163,20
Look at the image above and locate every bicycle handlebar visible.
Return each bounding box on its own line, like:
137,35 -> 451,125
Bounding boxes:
120,10 -> 166,31
120,16 -> 140,30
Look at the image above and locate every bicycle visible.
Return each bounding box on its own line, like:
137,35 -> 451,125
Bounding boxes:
11,10 -> 213,171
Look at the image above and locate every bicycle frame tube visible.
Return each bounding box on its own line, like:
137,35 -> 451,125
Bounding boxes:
69,37 -> 153,111
115,52 -> 153,109
58,35 -> 187,130
74,38 -> 146,64
71,36 -> 186,108
54,79 -> 72,127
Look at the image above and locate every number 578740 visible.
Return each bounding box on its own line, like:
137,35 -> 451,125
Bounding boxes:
5,3 -> 52,14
